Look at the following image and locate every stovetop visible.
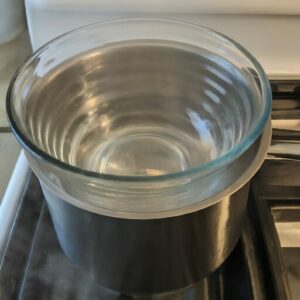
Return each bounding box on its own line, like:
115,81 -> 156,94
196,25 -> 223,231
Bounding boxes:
0,173 -> 291,300
0,81 -> 299,299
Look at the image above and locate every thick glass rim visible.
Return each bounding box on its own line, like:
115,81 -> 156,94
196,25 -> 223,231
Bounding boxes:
6,18 -> 272,182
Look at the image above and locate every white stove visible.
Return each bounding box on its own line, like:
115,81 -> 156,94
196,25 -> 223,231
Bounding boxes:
25,0 -> 300,79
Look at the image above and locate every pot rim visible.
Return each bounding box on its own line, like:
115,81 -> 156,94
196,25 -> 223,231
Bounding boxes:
40,120 -> 272,219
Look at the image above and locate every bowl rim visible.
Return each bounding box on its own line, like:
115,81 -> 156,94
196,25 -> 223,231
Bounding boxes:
6,18 -> 272,182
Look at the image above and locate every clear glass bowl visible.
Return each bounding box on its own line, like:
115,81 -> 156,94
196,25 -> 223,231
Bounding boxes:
6,18 -> 272,217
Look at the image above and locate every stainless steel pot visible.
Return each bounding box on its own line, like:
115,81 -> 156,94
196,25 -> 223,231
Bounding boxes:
6,19 -> 272,295
42,125 -> 270,295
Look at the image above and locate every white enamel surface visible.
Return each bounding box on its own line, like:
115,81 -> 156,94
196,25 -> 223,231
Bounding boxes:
27,0 -> 300,15
0,152 -> 30,262
276,222 -> 300,248
24,0 -> 300,78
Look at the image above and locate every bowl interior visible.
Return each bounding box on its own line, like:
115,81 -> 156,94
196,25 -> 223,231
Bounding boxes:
11,39 -> 263,176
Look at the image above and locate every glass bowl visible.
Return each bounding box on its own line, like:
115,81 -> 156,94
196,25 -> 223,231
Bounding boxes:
6,18 -> 272,217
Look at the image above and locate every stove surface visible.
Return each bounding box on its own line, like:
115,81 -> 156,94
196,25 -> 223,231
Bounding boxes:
0,81 -> 299,299
0,172 -> 292,300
